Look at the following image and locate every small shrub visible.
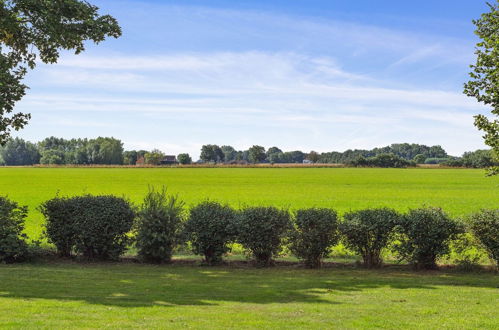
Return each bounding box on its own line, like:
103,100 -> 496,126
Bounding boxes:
40,196 -> 78,257
41,195 -> 135,260
0,196 -> 29,263
135,187 -> 185,263
447,232 -> 487,271
237,206 -> 292,266
469,209 -> 499,267
289,208 -> 340,268
184,201 -> 237,265
340,208 -> 400,268
395,207 -> 462,269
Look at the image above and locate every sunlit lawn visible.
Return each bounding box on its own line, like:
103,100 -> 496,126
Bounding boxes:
0,262 -> 497,329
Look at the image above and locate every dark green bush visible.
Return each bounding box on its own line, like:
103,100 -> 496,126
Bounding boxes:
289,208 -> 340,268
135,187 -> 185,263
395,207 -> 462,269
184,201 -> 237,265
40,197 -> 77,257
237,206 -> 292,266
469,209 -> 499,267
41,195 -> 135,260
0,196 -> 29,263
340,208 -> 400,268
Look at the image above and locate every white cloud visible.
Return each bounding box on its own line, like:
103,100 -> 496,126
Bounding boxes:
14,3 -> 488,158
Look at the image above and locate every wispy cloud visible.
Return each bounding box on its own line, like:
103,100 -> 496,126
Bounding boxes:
15,2 -> 486,158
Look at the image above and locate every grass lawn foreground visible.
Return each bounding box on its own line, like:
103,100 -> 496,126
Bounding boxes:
0,263 -> 497,329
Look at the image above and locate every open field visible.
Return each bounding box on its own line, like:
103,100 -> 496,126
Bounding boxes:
0,262 -> 497,328
0,167 -> 498,238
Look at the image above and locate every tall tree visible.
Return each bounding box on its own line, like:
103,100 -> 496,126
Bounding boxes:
0,0 -> 121,144
464,1 -> 499,175
200,144 -> 224,163
248,145 -> 266,164
0,137 -> 39,165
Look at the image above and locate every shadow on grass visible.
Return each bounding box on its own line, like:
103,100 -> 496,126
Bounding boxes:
0,262 -> 497,308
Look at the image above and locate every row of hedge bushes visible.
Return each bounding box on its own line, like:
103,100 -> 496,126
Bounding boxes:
1,191 -> 497,270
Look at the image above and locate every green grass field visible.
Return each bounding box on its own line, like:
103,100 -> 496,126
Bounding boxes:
0,167 -> 498,238
0,263 -> 497,328
0,167 -> 498,328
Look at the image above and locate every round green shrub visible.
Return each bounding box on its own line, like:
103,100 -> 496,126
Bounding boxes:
289,208 -> 340,268
184,201 -> 237,265
135,187 -> 185,263
0,196 -> 29,263
469,209 -> 499,267
40,196 -> 78,257
340,208 -> 400,268
237,206 -> 291,267
395,207 -> 462,269
41,195 -> 135,260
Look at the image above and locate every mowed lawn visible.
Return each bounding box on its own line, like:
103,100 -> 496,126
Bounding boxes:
0,167 -> 498,238
0,263 -> 497,328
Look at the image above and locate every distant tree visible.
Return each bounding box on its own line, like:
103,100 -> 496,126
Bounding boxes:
177,153 -> 192,165
462,149 -> 496,168
40,149 -> 65,165
0,0 -> 121,144
221,145 -> 237,163
307,151 -> 320,163
248,145 -> 266,163
0,137 -> 39,165
123,151 -> 138,165
464,2 -> 499,175
145,149 -> 165,165
86,137 -> 123,165
413,154 -> 427,164
268,152 -> 283,164
266,147 -> 282,157
285,151 -> 305,163
200,144 -> 224,163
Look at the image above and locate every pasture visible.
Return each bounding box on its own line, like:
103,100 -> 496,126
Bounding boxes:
0,167 -> 498,238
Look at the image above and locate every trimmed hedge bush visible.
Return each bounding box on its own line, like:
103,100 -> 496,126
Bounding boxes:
184,201 -> 237,265
0,196 -> 29,263
41,195 -> 135,260
289,208 -> 340,268
340,208 -> 400,268
135,187 -> 185,263
40,197 -> 77,257
237,206 -> 292,266
395,207 -> 462,269
469,209 -> 499,267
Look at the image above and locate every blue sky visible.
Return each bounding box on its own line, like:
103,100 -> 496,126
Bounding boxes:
15,0 -> 492,158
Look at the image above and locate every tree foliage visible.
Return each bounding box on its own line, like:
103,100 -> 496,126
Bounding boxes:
177,153 -> 192,165
0,0 -> 121,144
248,145 -> 266,163
200,144 -> 224,163
464,1 -> 499,175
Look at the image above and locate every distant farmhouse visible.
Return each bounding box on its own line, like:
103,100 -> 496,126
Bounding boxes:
160,155 -> 178,165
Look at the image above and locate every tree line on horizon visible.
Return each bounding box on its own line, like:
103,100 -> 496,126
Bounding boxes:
0,136 -> 496,169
